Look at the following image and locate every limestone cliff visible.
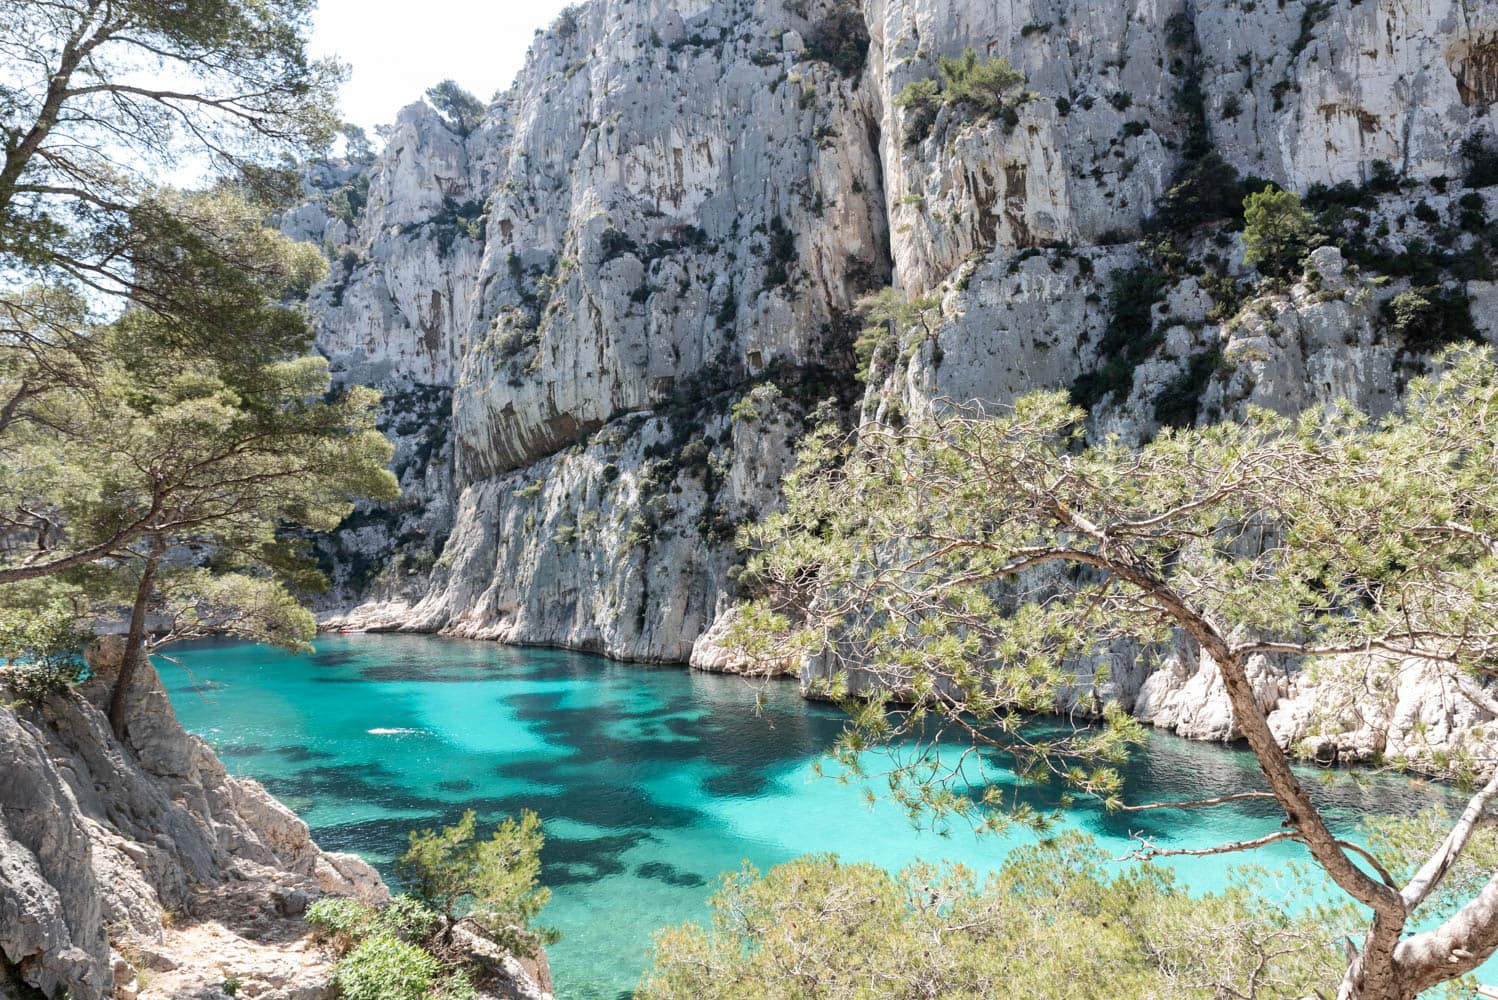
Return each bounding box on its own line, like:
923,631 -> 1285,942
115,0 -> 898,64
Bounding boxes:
296,0 -> 1498,759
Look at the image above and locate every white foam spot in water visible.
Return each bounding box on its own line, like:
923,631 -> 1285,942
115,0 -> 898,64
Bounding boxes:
367,727 -> 424,735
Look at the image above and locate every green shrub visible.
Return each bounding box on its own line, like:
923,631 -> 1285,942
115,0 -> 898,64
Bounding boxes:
1070,266 -> 1167,410
1462,132 -> 1498,189
599,228 -> 639,263
1148,152 -> 1248,234
895,48 -> 1028,144
398,809 -> 556,958
803,6 -> 869,77
1385,286 -> 1477,354
434,970 -> 479,1000
638,835 -> 1351,1000
1242,186 -> 1314,277
730,383 -> 785,424
306,897 -> 376,947
380,894 -> 442,942
761,216 -> 796,290
852,287 -> 940,382
1153,349 -> 1223,429
424,80 -> 484,136
334,932 -> 440,1000
0,596 -> 93,706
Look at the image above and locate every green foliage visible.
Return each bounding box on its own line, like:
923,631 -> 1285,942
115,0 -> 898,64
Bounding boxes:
308,894 -> 442,949
2,195 -> 398,727
397,809 -> 556,957
1148,152 -> 1254,234
730,383 -> 785,424
803,5 -> 870,78
553,5 -> 582,38
306,897 -> 375,945
339,124 -> 376,163
1367,809 -> 1498,921
1384,286 -> 1477,354
1242,186 -> 1315,277
0,583 -> 92,703
737,344 -> 1498,815
424,80 -> 486,136
1152,349 -> 1223,429
895,48 -> 1028,144
0,0 -> 342,286
1461,132 -> 1498,189
639,835 -> 1354,1000
732,349 -> 1498,993
762,216 -> 797,290
310,894 -> 489,1000
1069,265 -> 1167,410
333,933 -> 440,1000
0,184 -> 397,595
853,287 -> 940,383
327,173 -> 371,227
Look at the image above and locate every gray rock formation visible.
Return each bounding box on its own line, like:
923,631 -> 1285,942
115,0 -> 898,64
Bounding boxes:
294,0 -> 1498,759
0,643 -> 385,1000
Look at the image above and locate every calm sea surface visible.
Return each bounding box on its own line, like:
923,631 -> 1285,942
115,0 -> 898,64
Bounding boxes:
160,634 -> 1462,999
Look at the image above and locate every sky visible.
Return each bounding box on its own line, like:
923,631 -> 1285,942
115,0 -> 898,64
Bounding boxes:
309,0 -> 577,134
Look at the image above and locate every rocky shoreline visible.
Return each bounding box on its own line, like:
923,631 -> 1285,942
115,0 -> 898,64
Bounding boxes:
0,641 -> 552,1000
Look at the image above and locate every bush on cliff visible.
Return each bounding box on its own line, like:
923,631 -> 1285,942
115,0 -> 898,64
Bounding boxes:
309,811 -> 552,999
334,933 -> 442,1000
398,808 -> 557,957
1242,185 -> 1316,278
896,48 -> 1031,144
309,895 -> 473,1000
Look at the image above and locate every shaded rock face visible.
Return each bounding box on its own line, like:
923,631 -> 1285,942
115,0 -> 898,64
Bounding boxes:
0,643 -> 385,1000
301,1 -> 1497,743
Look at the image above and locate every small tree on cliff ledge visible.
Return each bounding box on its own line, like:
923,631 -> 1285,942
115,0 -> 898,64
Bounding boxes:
735,347 -> 1498,1000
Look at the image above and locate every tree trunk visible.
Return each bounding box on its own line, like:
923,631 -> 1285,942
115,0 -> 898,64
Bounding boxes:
1336,912 -> 1411,1000
109,537 -> 164,739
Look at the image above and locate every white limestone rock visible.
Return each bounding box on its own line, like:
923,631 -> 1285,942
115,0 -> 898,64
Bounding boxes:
0,644 -> 393,999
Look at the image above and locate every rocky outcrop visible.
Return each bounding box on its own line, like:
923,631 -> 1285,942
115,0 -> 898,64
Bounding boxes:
324,373 -> 819,661
0,644 -> 386,1000
296,0 -> 1498,757
0,643 -> 557,999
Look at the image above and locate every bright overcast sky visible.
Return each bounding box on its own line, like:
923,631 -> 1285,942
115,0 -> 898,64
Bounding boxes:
310,0 -> 577,133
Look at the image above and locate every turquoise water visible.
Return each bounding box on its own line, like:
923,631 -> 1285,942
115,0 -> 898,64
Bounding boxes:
160,634 -> 1460,999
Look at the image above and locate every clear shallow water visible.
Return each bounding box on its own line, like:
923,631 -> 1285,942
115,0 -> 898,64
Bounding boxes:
160,634 -> 1462,1000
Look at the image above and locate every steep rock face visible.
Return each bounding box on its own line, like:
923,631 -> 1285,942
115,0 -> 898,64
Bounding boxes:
302,0 -> 1498,751
306,103 -> 485,388
0,646 -> 385,1000
1196,0 -> 1498,190
868,0 -> 1189,292
444,0 -> 886,481
819,0 -> 1498,759
310,0 -> 888,659
329,384 -> 814,662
